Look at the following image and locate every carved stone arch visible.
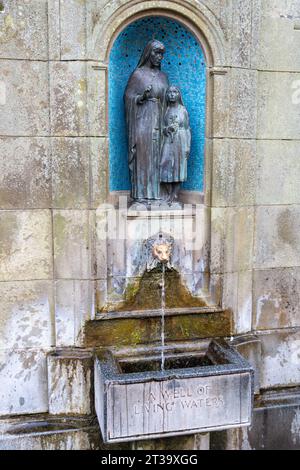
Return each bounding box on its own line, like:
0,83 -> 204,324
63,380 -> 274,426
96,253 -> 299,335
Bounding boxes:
91,0 -> 227,68
90,0 -> 228,205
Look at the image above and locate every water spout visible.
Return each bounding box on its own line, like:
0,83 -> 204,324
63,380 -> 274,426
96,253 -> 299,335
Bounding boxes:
160,263 -> 166,371
148,233 -> 172,371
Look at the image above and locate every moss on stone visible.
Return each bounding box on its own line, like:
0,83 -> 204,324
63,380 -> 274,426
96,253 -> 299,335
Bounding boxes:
99,267 -> 207,313
84,310 -> 232,348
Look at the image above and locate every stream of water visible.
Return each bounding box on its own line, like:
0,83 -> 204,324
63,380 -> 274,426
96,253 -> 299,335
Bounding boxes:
160,263 -> 166,371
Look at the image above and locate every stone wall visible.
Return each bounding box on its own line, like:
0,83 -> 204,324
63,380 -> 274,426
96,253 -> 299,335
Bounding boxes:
0,0 -> 299,450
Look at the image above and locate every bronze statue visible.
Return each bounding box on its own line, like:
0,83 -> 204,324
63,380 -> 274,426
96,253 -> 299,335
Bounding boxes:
124,41 -> 191,207
160,86 -> 191,203
124,40 -> 169,203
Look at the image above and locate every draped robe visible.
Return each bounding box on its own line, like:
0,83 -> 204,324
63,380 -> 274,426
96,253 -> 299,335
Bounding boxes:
124,66 -> 169,200
160,104 -> 191,182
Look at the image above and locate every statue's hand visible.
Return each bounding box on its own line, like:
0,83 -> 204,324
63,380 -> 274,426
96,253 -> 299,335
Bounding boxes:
137,86 -> 152,104
143,85 -> 152,100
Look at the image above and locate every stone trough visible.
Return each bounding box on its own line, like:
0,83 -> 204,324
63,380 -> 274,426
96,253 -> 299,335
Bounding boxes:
94,339 -> 254,443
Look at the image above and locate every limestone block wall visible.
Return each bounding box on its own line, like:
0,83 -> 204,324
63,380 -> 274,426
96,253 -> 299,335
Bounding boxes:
0,0 -> 299,449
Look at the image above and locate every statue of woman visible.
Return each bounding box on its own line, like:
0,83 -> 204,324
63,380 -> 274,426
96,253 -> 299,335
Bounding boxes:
124,40 -> 169,203
160,86 -> 191,203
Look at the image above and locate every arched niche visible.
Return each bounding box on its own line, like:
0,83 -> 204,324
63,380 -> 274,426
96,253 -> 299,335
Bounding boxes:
108,16 -> 207,194
89,0 -> 229,310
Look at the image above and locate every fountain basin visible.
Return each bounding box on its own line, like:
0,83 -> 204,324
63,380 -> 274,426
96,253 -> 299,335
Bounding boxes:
94,339 -> 254,443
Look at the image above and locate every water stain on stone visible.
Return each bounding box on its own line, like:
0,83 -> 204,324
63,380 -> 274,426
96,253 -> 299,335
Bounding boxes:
277,209 -> 297,246
99,267 -> 207,313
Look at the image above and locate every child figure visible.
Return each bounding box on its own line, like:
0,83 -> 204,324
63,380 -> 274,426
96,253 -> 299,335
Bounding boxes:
160,86 -> 191,203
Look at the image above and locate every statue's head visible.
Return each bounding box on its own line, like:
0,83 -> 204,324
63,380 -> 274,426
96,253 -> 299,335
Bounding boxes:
137,40 -> 165,69
166,86 -> 184,105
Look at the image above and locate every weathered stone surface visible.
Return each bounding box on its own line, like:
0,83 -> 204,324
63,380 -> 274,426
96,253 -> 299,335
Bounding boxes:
257,72 -> 300,140
0,349 -> 48,415
87,66 -> 107,136
0,137 -> 51,209
201,0 -> 259,63
95,280 -> 107,312
94,208 -> 108,279
60,0 -> 87,60
0,281 -> 53,350
0,210 -> 52,281
0,60 -> 49,136
211,271 -> 250,329
50,62 -> 87,136
212,68 -> 257,139
87,0 -> 229,66
228,68 -> 257,138
52,137 -> 90,209
48,351 -> 93,415
0,418 -> 101,449
211,388 -> 300,450
90,137 -> 108,208
253,268 -> 300,330
211,207 -> 254,273
254,206 -> 300,269
232,335 -> 262,394
53,210 -> 92,279
211,72 -> 229,138
230,0 -> 252,68
259,330 -> 300,389
200,0 -> 232,37
256,140 -> 300,205
48,0 -> 60,60
253,0 -> 300,72
0,0 -> 48,60
212,139 -> 256,207
55,280 -> 94,347
221,271 -> 252,334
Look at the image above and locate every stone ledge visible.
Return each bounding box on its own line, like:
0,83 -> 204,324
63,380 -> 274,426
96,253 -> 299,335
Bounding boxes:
84,310 -> 233,348
0,414 -> 104,450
